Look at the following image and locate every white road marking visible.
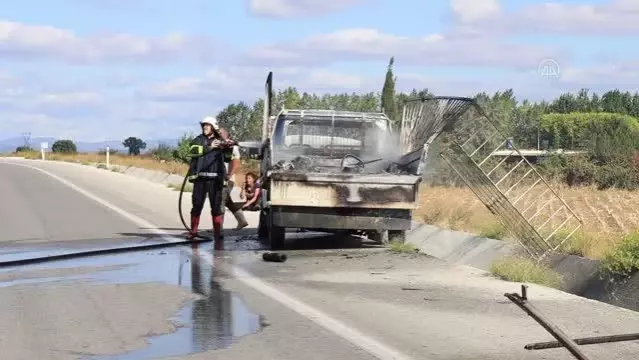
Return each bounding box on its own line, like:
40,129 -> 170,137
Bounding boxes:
1,161 -> 415,360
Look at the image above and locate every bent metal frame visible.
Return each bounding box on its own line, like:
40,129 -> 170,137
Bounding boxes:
401,96 -> 583,262
505,285 -> 638,360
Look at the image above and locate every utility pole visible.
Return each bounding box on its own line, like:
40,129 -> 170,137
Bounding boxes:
537,127 -> 540,150
21,132 -> 31,149
105,137 -> 110,169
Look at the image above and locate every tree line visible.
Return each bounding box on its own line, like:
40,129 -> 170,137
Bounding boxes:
18,58 -> 639,190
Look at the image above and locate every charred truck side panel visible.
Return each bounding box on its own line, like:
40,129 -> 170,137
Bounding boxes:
253,72 -> 421,249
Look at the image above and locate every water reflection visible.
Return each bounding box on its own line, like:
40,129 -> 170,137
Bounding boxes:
190,244 -> 234,351
81,244 -> 262,360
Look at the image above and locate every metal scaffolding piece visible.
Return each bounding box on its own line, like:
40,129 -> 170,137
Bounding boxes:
505,285 -> 639,360
400,96 -> 583,261
399,97 -> 474,175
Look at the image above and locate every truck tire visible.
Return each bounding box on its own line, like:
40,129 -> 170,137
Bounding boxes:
267,209 -> 285,250
369,230 -> 388,245
388,230 -> 406,244
269,225 -> 285,250
258,209 -> 269,238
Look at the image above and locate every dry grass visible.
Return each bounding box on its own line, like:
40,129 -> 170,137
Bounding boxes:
13,151 -> 259,182
490,257 -> 563,289
389,241 -> 419,254
19,151 -> 189,174
415,184 -> 639,260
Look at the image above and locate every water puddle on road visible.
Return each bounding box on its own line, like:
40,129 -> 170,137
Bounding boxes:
0,243 -> 264,359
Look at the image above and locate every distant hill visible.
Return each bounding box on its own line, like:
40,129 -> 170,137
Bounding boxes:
0,137 -> 178,153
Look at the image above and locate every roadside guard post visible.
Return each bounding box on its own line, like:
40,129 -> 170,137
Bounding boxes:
40,142 -> 48,160
506,284 -> 639,360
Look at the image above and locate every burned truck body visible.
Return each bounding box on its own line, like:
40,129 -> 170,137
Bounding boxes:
260,110 -> 420,248
250,73 -> 422,249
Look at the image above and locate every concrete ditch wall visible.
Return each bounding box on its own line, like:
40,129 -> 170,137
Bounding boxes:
407,222 -> 639,312
106,164 -> 184,186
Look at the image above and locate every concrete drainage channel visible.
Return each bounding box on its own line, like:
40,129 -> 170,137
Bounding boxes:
407,223 -> 639,312
11,158 -> 639,313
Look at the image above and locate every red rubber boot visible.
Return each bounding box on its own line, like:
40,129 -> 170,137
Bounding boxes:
188,215 -> 200,239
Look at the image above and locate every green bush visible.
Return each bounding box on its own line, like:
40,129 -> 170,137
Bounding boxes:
15,146 -> 34,152
51,140 -> 77,154
151,143 -> 175,162
172,133 -> 195,164
479,221 -> 507,240
600,231 -> 639,278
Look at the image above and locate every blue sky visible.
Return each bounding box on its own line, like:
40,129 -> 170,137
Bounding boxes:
1,0 -> 638,142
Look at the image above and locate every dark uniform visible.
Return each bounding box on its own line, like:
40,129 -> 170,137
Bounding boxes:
188,133 -> 232,241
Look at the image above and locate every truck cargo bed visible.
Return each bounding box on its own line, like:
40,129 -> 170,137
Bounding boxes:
267,170 -> 421,210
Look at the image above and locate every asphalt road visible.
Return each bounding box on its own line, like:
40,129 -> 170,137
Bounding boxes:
0,158 -> 638,360
0,162 -> 148,248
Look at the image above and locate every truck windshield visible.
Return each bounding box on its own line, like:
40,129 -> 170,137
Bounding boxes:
280,119 -> 388,158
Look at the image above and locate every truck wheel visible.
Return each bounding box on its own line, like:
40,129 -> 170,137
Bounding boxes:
369,230 -> 388,244
267,209 -> 285,250
269,225 -> 285,250
258,209 -> 269,238
388,230 -> 406,244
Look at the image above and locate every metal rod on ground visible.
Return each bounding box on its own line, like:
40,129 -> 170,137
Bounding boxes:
504,285 -> 591,360
526,333 -> 639,350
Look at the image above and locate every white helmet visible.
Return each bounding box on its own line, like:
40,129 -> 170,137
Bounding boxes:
200,116 -> 219,130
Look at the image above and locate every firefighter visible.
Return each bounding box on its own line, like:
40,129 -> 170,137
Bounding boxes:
187,116 -> 234,241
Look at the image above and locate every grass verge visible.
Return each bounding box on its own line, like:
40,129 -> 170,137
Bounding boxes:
13,150 -> 259,182
478,221 -> 508,240
600,231 -> 639,278
389,241 -> 419,254
490,257 -> 563,289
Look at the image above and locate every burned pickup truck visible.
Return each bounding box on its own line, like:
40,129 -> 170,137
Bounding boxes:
247,73 -> 423,249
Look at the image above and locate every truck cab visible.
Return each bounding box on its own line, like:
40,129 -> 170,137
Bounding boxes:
255,108 -> 421,249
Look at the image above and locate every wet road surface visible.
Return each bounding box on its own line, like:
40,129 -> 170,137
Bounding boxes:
1,159 -> 639,360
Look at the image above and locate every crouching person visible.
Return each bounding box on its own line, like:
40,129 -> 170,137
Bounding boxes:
239,172 -> 261,211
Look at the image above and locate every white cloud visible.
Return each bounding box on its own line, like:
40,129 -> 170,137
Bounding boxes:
140,66 -> 373,105
248,0 -> 368,18
450,0 -> 500,23
0,20 -> 222,64
451,0 -> 639,36
245,28 -> 565,70
0,83 -> 104,119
